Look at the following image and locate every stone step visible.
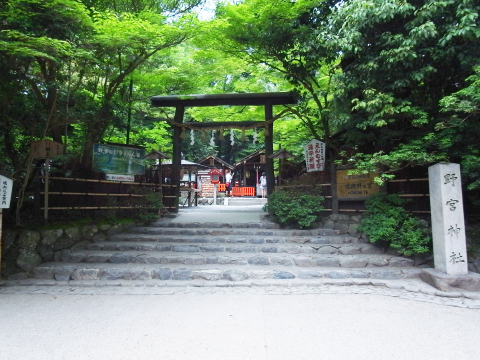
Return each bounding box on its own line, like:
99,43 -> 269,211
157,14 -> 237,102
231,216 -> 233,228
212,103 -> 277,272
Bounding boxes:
147,221 -> 277,229
226,198 -> 267,206
33,262 -> 422,282
109,233 -> 359,245
85,242 -> 382,255
127,225 -> 339,237
55,250 -> 412,267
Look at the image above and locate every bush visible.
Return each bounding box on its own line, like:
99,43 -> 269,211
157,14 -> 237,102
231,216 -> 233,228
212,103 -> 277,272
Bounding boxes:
359,193 -> 431,256
263,191 -> 324,229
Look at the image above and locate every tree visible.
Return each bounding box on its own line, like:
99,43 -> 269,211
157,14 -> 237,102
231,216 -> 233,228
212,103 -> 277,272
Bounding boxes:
75,8 -> 199,172
327,0 -> 480,191
0,0 -> 93,171
212,0 -> 345,157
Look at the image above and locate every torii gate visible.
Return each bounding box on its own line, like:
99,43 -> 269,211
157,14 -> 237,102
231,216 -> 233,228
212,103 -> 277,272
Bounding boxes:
150,92 -> 297,212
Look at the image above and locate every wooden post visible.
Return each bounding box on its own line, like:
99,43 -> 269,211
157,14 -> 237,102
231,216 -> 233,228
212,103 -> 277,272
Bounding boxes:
0,209 -> 2,282
265,103 -> 274,196
243,161 -> 247,189
44,158 -> 50,225
278,158 -> 282,186
172,106 -> 184,213
34,170 -> 41,222
330,162 -> 339,214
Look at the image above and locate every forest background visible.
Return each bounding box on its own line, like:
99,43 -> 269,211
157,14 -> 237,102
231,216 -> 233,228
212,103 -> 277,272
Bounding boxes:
1,0 -> 479,224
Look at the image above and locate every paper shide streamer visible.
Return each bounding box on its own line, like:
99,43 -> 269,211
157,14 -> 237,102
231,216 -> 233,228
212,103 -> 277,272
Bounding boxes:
190,129 -> 195,145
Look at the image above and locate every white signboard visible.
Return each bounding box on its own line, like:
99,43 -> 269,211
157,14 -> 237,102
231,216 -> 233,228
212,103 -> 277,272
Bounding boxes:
106,174 -> 135,182
304,139 -> 326,172
0,175 -> 14,209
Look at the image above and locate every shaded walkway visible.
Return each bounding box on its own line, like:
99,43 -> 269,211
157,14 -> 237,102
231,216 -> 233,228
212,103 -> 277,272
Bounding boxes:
170,204 -> 267,224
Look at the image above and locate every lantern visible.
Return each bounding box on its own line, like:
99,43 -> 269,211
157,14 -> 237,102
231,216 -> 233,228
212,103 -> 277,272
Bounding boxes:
208,169 -> 222,184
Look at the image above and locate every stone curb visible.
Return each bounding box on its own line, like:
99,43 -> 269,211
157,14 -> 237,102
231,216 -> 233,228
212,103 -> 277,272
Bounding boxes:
1,278 -> 479,308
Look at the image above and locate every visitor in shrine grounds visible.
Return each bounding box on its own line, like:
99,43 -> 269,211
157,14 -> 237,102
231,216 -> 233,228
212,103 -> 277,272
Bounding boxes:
225,169 -> 233,197
260,172 -> 267,198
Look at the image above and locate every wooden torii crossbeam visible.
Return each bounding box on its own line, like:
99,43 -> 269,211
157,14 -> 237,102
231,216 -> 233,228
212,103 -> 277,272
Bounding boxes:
150,92 -> 297,212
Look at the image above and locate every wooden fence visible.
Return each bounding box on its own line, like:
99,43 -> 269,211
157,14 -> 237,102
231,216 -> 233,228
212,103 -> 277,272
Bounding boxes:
38,176 -> 170,221
275,177 -> 430,217
37,163 -> 431,222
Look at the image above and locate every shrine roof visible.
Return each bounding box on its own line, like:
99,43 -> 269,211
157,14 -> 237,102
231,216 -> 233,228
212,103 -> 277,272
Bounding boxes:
197,155 -> 234,170
235,148 -> 265,166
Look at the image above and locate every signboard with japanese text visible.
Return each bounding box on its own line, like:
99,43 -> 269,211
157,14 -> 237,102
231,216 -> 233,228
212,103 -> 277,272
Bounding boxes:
0,175 -> 13,209
93,144 -> 145,175
106,174 -> 135,182
337,170 -> 380,199
30,140 -> 64,159
304,139 -> 326,172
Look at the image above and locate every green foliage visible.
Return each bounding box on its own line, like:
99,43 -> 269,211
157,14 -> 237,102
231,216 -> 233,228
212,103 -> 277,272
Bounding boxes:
345,135 -> 447,185
359,193 -> 431,256
2,0 -> 480,223
263,191 -> 324,229
215,0 -> 344,147
130,186 -> 163,222
466,227 -> 480,258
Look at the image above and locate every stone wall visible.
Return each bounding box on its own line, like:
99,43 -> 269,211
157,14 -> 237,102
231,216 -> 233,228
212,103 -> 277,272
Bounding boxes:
1,221 -> 141,280
2,213 -> 478,279
317,213 -> 480,273
317,214 -> 364,239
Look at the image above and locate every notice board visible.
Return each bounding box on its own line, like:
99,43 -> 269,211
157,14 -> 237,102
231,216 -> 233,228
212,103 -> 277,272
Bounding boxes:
336,169 -> 380,199
93,144 -> 145,175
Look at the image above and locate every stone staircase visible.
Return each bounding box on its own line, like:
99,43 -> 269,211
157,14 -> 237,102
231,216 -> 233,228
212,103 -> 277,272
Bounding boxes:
32,220 -> 423,284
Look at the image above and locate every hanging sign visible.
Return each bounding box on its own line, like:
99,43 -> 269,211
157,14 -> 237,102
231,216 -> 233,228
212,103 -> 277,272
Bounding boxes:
0,175 -> 13,209
93,144 -> 145,175
304,139 -> 326,172
30,140 -> 64,159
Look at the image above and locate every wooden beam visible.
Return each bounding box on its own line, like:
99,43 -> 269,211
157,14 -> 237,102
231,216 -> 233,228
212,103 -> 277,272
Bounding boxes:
151,92 -> 297,108
181,121 -> 264,129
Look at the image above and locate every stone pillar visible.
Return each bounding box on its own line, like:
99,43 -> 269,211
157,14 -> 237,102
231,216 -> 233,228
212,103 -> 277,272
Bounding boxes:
428,163 -> 468,275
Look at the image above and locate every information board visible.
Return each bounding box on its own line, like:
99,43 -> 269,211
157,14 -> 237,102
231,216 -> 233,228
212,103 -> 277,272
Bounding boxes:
93,144 -> 145,175
336,170 -> 380,199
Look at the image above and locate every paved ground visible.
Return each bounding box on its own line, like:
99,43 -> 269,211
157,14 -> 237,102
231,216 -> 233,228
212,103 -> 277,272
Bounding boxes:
1,205 -> 480,359
1,286 -> 480,360
173,204 -> 266,223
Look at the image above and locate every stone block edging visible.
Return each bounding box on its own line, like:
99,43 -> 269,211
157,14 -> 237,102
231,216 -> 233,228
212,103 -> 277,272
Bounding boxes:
1,220 -> 144,280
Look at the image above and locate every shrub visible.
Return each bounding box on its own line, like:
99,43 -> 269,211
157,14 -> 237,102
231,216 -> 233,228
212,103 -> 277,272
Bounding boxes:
359,193 -> 431,256
263,191 -> 324,229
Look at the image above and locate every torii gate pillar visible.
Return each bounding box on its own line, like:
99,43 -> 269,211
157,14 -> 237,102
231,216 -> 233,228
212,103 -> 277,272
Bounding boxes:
171,106 -> 184,213
151,92 -> 297,212
265,104 -> 274,196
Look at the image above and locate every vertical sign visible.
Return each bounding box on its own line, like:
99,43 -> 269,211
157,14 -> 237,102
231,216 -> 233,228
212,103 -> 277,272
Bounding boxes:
0,174 -> 13,281
428,163 -> 468,275
0,175 -> 13,209
304,139 -> 326,172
